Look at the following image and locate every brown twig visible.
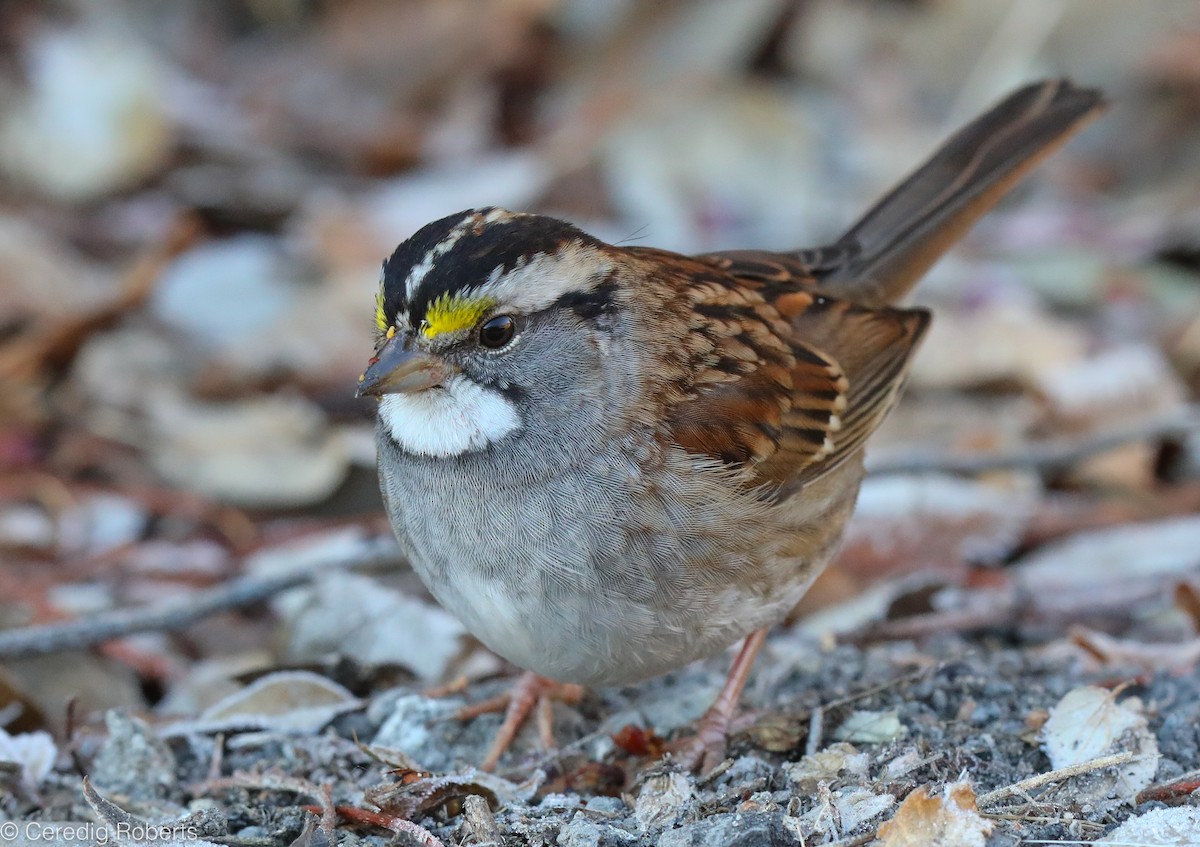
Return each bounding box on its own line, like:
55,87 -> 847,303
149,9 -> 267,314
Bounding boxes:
976,751 -> 1139,808
0,214 -> 201,383
840,600 -> 1016,647
820,665 -> 939,712
304,805 -> 446,847
1136,769 -> 1200,804
319,783 -> 338,842
1022,482 -> 1200,548
0,540 -> 402,659
868,406 -> 1200,477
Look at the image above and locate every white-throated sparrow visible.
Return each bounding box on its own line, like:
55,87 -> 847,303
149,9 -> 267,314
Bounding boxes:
358,80 -> 1105,771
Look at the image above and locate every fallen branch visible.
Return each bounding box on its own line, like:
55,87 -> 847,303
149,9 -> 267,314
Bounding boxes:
868,406 -> 1200,476
977,750 -> 1138,808
0,540 -> 402,659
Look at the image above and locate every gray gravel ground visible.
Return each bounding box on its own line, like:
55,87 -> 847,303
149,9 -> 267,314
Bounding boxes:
9,627 -> 1198,846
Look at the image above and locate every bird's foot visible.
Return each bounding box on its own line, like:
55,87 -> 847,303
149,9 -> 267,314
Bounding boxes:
453,671 -> 584,771
667,703 -> 736,774
668,628 -> 767,774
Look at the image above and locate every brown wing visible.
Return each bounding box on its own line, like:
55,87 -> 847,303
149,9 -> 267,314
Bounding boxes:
661,252 -> 928,496
660,80 -> 1101,492
771,294 -> 930,486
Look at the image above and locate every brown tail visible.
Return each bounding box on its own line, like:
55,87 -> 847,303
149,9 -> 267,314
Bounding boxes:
821,79 -> 1106,306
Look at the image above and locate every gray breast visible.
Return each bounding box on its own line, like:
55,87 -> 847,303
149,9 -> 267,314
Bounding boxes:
375,428 -> 810,686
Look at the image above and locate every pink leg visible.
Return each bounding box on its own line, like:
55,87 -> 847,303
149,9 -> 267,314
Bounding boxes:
454,671 -> 583,772
672,629 -> 767,773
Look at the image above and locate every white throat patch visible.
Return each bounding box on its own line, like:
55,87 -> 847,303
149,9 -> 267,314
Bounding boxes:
378,375 -> 521,457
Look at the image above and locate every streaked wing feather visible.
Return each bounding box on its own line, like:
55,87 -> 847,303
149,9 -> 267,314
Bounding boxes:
665,254 -> 928,496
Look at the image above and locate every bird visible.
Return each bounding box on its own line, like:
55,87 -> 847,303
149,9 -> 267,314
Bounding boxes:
357,79 -> 1106,772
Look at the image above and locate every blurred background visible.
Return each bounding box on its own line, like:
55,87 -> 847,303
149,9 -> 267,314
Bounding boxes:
2,0 -> 1199,740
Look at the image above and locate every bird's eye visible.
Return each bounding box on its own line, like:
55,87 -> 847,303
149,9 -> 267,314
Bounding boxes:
478,315 -> 516,349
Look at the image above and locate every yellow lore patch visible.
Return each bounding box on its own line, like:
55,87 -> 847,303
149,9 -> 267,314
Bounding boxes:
375,291 -> 388,333
421,292 -> 495,338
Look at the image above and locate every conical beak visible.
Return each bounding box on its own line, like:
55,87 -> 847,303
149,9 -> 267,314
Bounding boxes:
356,335 -> 459,397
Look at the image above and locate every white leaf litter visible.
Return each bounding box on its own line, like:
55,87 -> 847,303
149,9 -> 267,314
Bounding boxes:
246,526 -> 381,579
249,528 -> 434,682
882,748 -> 928,780
0,215 -> 116,322
55,493 -> 147,556
1036,343 -> 1186,428
1100,806 -> 1200,844
1041,686 -> 1160,806
634,771 -> 692,832
849,472 -> 1039,563
1014,516 -> 1200,611
829,787 -> 896,834
275,571 -> 466,681
908,301 -> 1086,390
832,710 -> 907,744
151,236 -> 295,349
163,670 -> 360,736
0,25 -> 174,200
0,727 -> 57,790
0,504 -> 56,549
149,393 -> 349,508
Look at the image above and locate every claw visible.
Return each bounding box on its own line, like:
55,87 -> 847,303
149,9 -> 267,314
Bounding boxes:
452,672 -> 584,771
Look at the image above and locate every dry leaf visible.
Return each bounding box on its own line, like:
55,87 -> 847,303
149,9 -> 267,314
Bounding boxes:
149,394 -> 350,508
0,26 -> 174,200
365,767 -> 533,821
1043,686 -> 1155,768
786,742 -> 869,791
165,670 -> 360,735
1014,516 -> 1200,616
876,782 -> 993,847
1036,344 -> 1185,430
1041,686 -> 1160,807
1175,581 -> 1200,631
908,302 -> 1086,390
82,777 -> 223,847
0,215 -> 117,324
835,472 -> 1038,579
635,771 -> 693,832
831,787 -> 896,833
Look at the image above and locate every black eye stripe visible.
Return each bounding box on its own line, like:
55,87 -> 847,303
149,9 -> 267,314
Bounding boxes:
552,275 -> 618,322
